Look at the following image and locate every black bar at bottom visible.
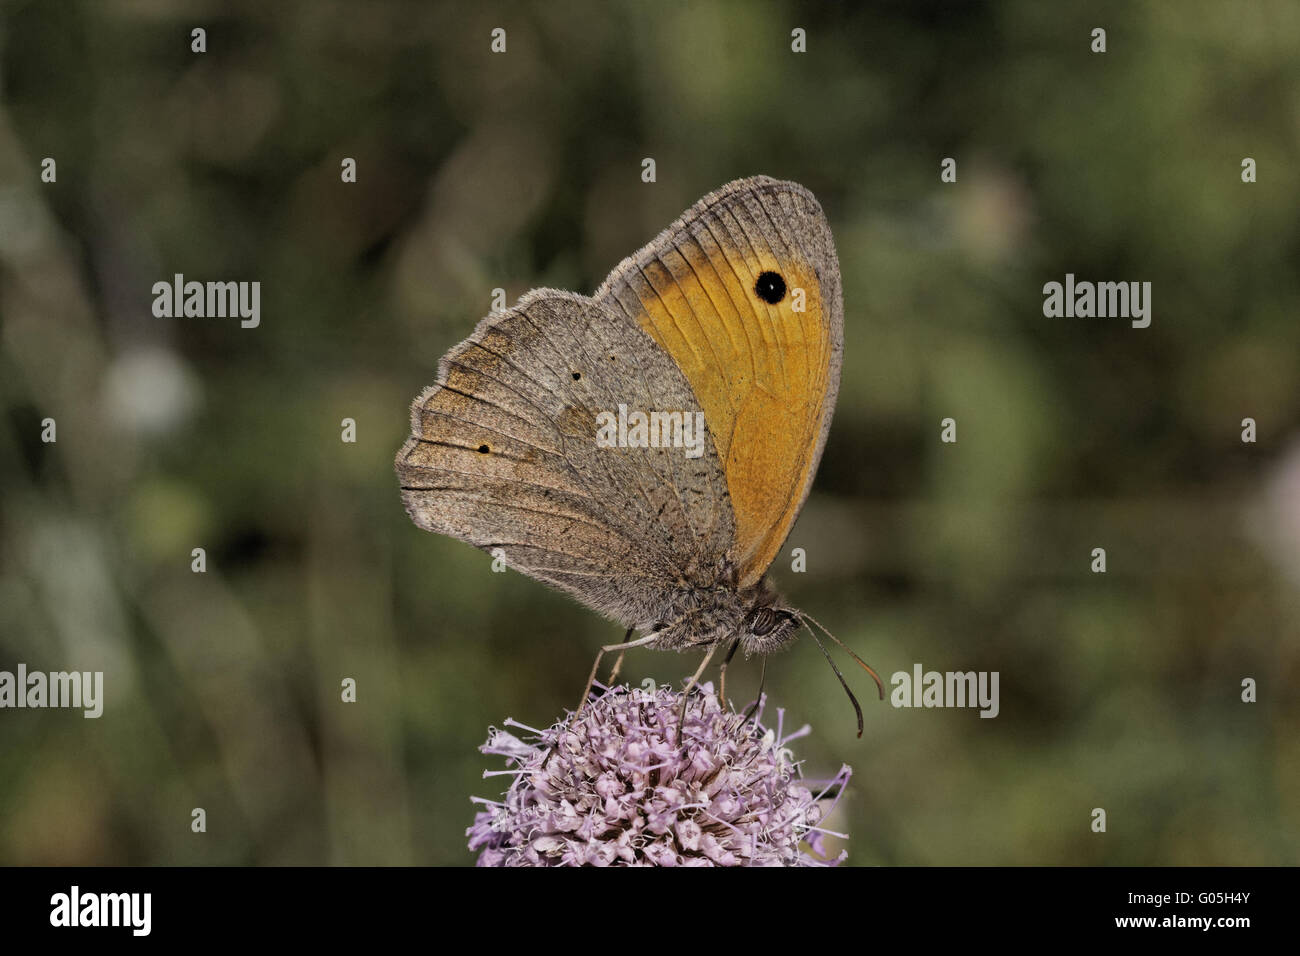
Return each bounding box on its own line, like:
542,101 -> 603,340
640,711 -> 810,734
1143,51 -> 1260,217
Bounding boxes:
0,865 -> 1282,942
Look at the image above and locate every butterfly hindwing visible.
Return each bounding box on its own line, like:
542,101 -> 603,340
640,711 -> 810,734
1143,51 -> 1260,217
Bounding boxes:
396,289 -> 736,629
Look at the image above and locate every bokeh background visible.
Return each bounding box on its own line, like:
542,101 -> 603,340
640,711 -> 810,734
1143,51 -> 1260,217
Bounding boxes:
1,0 -> 1297,866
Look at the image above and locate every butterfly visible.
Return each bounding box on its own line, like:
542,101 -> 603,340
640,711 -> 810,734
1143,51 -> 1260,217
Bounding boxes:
395,176 -> 882,732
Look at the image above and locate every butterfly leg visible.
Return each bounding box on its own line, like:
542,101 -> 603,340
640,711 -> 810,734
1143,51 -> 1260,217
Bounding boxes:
675,642 -> 720,744
742,655 -> 768,728
605,629 -> 634,685
576,631 -> 658,717
544,632 -> 660,771
717,638 -> 741,709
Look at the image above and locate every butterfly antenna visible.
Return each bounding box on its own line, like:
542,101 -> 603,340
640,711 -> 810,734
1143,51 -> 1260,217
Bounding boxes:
803,612 -> 885,701
803,621 -> 864,738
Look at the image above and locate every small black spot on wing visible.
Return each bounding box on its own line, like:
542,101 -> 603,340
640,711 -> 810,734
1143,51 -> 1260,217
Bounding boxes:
755,271 -> 786,305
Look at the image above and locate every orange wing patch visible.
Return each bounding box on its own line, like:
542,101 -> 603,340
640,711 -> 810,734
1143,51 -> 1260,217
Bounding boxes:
598,179 -> 840,586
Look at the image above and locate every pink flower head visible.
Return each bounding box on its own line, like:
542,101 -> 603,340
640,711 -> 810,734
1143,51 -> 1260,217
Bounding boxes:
468,683 -> 851,866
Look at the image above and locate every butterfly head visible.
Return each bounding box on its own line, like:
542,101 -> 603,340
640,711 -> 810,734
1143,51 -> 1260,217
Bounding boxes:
740,602 -> 802,656
735,583 -> 886,740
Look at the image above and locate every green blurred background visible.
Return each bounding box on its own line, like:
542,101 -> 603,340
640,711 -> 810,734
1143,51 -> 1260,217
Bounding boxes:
1,0 -> 1297,865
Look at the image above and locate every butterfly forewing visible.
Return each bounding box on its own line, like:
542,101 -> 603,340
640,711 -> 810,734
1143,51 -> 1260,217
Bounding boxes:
595,176 -> 843,586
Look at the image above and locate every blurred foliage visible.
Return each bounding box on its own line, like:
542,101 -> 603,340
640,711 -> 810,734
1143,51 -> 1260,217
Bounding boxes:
1,0 -> 1298,866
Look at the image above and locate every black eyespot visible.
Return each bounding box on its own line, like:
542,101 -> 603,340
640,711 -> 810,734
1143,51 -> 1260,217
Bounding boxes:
572,371 -> 582,381
477,444 -> 490,454
754,271 -> 786,305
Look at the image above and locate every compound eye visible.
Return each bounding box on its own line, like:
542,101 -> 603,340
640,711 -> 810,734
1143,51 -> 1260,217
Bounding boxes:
748,607 -> 779,637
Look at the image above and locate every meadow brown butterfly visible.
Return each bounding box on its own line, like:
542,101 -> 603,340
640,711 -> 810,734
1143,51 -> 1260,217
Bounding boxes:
395,176 -> 882,732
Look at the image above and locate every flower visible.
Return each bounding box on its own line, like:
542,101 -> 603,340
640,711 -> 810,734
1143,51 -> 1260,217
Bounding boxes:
467,682 -> 851,866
